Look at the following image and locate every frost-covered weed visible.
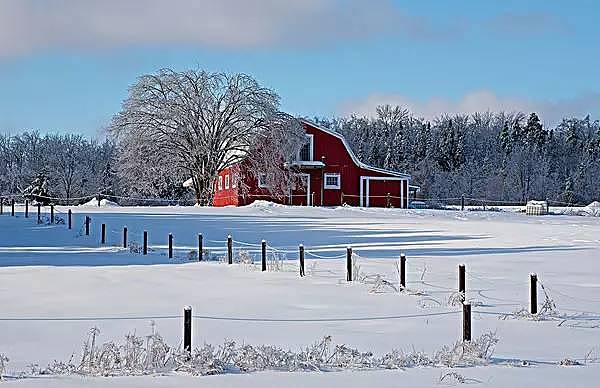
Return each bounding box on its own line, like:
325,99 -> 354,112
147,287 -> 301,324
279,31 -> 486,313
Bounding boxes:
0,354 -> 9,380
33,328 -> 499,378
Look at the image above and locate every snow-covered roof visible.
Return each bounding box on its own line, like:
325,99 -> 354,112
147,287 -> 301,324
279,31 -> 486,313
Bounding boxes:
299,118 -> 411,180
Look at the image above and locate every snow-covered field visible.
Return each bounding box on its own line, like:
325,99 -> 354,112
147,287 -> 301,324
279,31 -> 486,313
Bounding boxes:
1,203 -> 600,387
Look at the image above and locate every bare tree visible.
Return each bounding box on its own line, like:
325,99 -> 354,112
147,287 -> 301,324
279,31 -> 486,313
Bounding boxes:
109,68 -> 304,204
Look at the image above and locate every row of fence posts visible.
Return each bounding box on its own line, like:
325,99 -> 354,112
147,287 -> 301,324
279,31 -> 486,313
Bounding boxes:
1,200 -> 542,347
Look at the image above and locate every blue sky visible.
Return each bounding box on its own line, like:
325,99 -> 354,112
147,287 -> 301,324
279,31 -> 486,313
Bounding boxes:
0,0 -> 598,137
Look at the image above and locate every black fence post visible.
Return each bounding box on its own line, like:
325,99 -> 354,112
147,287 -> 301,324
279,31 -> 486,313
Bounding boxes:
299,244 -> 305,277
97,195 -> 101,207
463,302 -> 472,342
261,239 -> 267,272
101,224 -> 106,244
227,235 -> 233,264
168,233 -> 173,259
123,226 -> 128,248
37,203 -> 41,224
0,197 -> 3,215
198,233 -> 203,261
400,253 -> 406,289
50,204 -> 54,224
85,216 -> 90,236
11,199 -> 15,217
25,199 -> 28,218
346,246 -> 353,282
68,209 -> 72,229
143,231 -> 148,255
530,273 -> 538,315
458,264 -> 466,302
183,306 -> 192,353
461,195 -> 465,211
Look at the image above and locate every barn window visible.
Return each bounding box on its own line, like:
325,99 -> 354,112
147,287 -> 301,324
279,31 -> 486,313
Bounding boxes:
224,174 -> 230,189
258,173 -> 269,188
324,173 -> 341,189
297,134 -> 314,162
218,176 -> 223,191
232,176 -> 237,188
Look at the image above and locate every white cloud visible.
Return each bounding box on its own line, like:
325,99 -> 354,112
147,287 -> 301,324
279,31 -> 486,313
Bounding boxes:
0,0 -> 443,57
339,90 -> 600,126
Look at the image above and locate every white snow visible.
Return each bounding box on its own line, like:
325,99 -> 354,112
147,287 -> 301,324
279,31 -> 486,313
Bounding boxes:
80,197 -> 120,207
1,204 -> 600,387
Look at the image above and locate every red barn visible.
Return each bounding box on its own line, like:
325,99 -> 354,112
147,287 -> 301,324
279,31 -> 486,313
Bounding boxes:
212,119 -> 414,208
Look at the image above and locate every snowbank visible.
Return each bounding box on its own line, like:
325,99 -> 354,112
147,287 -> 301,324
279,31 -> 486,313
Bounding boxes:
80,197 -> 120,207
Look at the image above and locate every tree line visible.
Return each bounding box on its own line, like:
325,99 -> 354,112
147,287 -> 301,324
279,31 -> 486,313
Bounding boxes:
1,69 -> 599,206
316,106 -> 600,204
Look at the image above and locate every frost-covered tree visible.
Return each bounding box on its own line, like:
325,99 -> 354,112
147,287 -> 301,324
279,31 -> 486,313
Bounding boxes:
109,68 -> 304,204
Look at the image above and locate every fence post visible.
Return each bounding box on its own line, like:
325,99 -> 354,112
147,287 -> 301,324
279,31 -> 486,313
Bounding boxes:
458,264 -> 466,302
168,233 -> 173,259
183,306 -> 192,353
346,246 -> 353,282
461,195 -> 465,211
37,203 -> 41,224
261,240 -> 267,272
198,233 -> 203,261
101,223 -> 106,244
97,194 -> 101,207
463,302 -> 472,342
299,244 -> 305,277
400,253 -> 406,289
50,204 -> 54,224
11,199 -> 15,216
0,197 -> 3,215
85,216 -> 90,236
387,193 -> 391,208
123,226 -> 128,248
143,231 -> 148,255
311,192 -> 315,207
227,235 -> 233,264
530,273 -> 538,315
68,209 -> 72,229
25,199 -> 28,218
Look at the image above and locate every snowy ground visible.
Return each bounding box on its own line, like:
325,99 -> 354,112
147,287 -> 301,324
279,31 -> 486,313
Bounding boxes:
1,203 -> 600,387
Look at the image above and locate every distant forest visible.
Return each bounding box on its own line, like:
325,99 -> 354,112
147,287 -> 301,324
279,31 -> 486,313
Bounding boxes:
316,107 -> 600,205
1,106 -> 599,205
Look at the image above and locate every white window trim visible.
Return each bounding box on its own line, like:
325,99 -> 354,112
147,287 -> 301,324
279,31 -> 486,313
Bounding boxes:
297,134 -> 314,162
224,174 -> 230,189
258,173 -> 269,188
324,173 -> 341,190
218,176 -> 223,191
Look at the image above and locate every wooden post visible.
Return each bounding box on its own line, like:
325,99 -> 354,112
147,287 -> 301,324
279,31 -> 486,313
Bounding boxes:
346,246 -> 353,282
463,302 -> 472,342
198,233 -> 203,261
85,216 -> 90,236
387,193 -> 391,208
68,209 -> 72,229
123,227 -> 128,248
530,273 -> 538,315
143,231 -> 148,255
97,194 -> 101,207
168,233 -> 173,259
0,197 -> 3,215
227,235 -> 233,264
400,253 -> 406,289
50,204 -> 54,224
340,192 -> 344,205
183,306 -> 192,353
25,199 -> 28,218
261,240 -> 267,272
311,192 -> 315,207
458,264 -> 466,302
11,199 -> 15,216
461,195 -> 465,211
101,224 -> 106,244
37,203 -> 41,223
299,244 -> 305,277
